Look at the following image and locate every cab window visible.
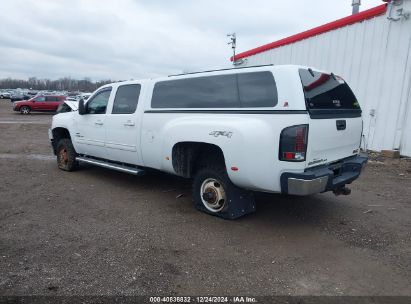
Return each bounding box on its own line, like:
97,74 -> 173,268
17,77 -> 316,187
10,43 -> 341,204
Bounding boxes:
86,89 -> 112,114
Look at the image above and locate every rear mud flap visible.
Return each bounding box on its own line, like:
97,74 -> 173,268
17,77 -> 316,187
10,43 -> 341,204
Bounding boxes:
196,189 -> 256,220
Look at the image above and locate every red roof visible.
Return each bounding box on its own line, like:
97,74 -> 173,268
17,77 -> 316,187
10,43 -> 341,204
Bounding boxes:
231,4 -> 387,62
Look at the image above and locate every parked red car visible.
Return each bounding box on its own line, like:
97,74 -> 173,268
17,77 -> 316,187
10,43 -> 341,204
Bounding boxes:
13,95 -> 66,114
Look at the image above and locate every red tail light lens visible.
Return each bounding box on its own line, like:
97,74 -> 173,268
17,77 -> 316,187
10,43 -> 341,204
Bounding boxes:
279,125 -> 308,162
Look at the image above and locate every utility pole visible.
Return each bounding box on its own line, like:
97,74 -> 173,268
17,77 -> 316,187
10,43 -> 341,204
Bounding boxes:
227,33 -> 237,65
352,0 -> 361,14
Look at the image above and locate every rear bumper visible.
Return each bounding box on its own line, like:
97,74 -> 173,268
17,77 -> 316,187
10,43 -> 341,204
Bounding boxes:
281,154 -> 368,196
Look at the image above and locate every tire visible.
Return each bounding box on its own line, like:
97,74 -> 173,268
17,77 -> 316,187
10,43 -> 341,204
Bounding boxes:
56,138 -> 78,171
192,165 -> 256,219
20,106 -> 31,115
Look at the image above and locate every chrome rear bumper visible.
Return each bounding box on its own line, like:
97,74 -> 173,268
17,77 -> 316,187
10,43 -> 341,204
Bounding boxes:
281,154 -> 368,196
287,176 -> 329,195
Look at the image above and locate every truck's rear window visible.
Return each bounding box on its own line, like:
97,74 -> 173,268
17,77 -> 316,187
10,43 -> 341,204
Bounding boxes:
299,69 -> 361,117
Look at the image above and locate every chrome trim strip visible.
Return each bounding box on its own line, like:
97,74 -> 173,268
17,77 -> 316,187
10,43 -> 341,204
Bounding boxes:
77,157 -> 143,175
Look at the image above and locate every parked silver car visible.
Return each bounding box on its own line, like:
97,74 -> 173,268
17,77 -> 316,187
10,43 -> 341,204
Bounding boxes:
0,91 -> 11,99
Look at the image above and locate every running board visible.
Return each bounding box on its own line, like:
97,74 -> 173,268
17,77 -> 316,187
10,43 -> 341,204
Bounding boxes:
76,156 -> 145,175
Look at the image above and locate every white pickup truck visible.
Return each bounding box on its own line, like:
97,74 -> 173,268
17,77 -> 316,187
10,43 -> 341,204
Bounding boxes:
49,65 -> 367,219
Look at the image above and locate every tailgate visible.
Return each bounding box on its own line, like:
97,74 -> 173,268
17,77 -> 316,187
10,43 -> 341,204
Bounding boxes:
299,68 -> 362,168
307,117 -> 362,167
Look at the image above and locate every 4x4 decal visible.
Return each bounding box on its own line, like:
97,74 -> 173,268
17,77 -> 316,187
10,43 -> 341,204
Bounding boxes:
209,131 -> 233,138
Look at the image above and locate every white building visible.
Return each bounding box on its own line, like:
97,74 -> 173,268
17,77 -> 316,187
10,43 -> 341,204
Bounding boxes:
233,0 -> 411,156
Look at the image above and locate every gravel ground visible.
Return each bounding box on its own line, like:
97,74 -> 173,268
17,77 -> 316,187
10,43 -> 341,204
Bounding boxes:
0,100 -> 410,296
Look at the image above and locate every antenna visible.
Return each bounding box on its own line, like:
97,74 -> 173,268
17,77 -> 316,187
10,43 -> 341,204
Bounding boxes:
227,33 -> 237,66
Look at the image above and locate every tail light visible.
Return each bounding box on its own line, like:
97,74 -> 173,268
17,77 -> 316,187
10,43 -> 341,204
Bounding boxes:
279,124 -> 308,162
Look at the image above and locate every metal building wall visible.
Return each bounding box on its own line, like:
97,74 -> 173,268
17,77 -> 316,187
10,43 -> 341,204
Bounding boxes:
239,2 -> 411,156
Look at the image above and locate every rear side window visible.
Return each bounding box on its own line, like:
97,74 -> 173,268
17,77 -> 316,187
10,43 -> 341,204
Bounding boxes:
46,96 -> 58,102
151,71 -> 277,108
299,69 -> 360,111
112,84 -> 141,114
238,72 -> 277,107
152,74 -> 238,108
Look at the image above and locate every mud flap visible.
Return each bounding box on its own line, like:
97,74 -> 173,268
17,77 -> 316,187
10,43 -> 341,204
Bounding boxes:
223,189 -> 256,219
195,188 -> 256,220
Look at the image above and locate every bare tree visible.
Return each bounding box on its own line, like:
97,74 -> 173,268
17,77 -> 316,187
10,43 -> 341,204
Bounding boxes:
0,77 -> 113,92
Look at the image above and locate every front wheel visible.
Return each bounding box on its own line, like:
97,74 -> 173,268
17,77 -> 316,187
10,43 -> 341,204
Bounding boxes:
56,138 -> 78,171
20,106 -> 31,114
192,166 -> 255,219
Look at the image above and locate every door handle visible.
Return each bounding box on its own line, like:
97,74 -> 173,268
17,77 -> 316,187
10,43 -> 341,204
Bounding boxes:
124,121 -> 135,126
95,121 -> 104,126
336,120 -> 346,131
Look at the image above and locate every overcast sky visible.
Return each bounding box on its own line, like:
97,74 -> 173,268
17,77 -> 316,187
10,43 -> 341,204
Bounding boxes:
0,0 -> 383,81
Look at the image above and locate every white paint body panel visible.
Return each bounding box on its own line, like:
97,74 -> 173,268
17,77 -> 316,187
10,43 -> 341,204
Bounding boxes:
103,83 -> 145,165
237,1 -> 411,156
307,117 -> 362,166
64,100 -> 78,110
75,114 -> 107,159
51,65 -> 363,193
141,112 -> 309,191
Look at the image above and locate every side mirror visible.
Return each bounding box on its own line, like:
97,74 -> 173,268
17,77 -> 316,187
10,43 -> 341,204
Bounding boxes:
78,98 -> 86,115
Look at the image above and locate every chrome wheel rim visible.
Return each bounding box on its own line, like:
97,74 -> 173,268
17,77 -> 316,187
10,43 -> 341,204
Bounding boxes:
21,107 -> 29,114
200,178 -> 226,212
